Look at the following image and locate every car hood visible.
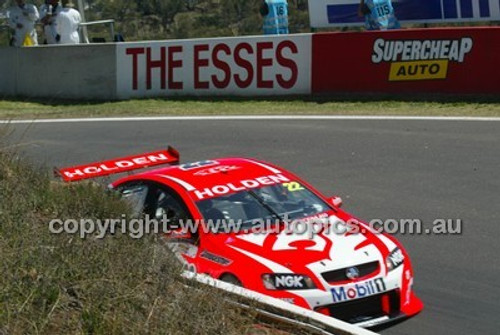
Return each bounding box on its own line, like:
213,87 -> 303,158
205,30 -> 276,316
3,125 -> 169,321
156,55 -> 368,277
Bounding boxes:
211,211 -> 398,278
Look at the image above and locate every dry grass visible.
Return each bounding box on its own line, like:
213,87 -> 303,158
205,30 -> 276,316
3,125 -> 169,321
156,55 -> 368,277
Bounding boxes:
0,146 -> 278,334
0,96 -> 500,119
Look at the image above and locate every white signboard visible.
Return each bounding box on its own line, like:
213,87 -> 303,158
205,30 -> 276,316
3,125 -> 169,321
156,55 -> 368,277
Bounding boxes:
116,34 -> 312,98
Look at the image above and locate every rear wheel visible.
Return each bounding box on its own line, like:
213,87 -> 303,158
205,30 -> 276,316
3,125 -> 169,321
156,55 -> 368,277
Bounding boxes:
219,273 -> 242,287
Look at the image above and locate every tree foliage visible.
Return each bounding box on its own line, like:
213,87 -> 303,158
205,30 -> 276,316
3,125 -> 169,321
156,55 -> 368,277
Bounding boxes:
0,0 -> 311,42
85,0 -> 311,41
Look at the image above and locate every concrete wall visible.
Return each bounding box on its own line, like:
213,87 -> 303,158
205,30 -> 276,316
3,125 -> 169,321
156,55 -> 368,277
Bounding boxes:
0,47 -> 17,96
1,29 -> 498,100
0,44 -> 116,100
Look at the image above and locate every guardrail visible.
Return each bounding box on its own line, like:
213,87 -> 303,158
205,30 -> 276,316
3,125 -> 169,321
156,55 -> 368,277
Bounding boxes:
182,271 -> 378,335
79,19 -> 115,43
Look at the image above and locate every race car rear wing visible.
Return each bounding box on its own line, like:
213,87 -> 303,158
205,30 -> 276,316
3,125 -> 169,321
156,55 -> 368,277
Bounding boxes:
54,146 -> 179,182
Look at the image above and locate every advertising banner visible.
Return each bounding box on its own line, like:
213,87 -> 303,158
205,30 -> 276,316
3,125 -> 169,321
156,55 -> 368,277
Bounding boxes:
116,35 -> 311,98
311,27 -> 500,95
308,0 -> 500,28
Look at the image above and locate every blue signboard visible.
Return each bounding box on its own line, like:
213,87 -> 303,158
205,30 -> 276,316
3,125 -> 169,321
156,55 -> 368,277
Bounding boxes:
308,0 -> 500,27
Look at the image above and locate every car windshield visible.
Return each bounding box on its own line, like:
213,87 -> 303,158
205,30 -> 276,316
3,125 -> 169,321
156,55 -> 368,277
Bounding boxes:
196,181 -> 331,228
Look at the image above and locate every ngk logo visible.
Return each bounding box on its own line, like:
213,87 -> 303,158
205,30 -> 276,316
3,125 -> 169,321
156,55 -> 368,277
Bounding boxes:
275,275 -> 304,289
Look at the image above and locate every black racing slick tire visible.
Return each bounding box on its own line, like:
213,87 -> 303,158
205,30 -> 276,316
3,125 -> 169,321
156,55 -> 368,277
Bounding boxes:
219,274 -> 242,287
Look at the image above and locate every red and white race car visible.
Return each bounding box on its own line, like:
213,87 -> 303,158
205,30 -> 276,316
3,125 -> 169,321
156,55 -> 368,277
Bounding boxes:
56,146 -> 423,327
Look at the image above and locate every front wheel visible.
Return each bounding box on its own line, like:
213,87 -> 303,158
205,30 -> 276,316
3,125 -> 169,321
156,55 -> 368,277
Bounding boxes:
219,273 -> 242,287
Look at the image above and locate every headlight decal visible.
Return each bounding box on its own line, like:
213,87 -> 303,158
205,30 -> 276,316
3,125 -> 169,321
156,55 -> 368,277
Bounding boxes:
386,248 -> 405,271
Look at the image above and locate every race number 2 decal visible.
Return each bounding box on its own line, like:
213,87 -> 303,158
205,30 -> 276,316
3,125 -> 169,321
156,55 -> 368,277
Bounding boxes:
283,182 -> 304,192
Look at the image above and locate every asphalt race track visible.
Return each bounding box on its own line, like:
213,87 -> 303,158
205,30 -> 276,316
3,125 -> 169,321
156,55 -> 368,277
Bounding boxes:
3,118 -> 499,335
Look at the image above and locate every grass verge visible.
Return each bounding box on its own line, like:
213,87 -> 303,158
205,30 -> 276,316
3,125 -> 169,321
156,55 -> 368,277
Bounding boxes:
1,96 -> 500,119
0,145 -> 286,334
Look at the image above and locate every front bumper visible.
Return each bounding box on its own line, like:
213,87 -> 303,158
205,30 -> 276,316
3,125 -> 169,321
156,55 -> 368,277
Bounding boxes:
315,290 -> 423,328
271,265 -> 423,328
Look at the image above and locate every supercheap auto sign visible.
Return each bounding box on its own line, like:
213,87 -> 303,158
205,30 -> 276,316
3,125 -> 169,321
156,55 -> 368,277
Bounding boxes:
116,35 -> 311,98
372,37 -> 473,81
311,27 -> 500,95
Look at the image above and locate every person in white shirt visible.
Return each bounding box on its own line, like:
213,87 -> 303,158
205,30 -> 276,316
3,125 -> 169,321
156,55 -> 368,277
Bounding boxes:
55,0 -> 81,44
39,0 -> 62,44
7,0 -> 39,47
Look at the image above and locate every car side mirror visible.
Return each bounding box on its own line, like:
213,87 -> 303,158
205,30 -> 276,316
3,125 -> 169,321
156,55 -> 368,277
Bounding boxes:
328,196 -> 343,208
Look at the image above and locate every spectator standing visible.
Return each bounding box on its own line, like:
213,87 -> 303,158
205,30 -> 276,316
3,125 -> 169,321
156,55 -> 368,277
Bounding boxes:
7,0 -> 39,47
39,0 -> 62,44
260,0 -> 289,35
55,0 -> 81,44
358,0 -> 400,30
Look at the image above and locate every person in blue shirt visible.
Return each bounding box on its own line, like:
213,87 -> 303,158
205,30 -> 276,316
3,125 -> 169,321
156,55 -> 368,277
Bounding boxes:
260,0 -> 289,35
358,0 -> 400,30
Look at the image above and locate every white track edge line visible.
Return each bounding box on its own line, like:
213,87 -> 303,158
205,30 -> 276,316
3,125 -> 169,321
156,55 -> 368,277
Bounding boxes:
1,115 -> 500,124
